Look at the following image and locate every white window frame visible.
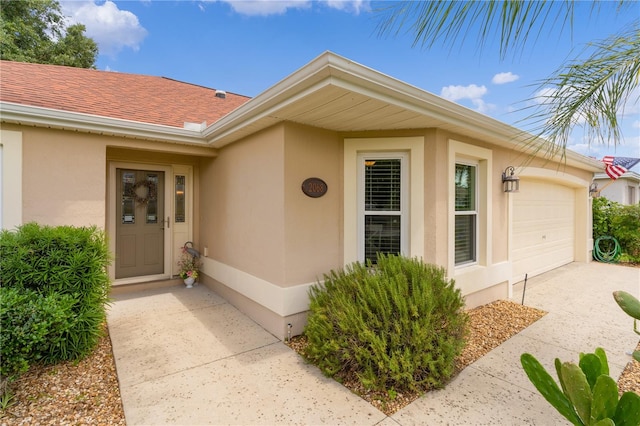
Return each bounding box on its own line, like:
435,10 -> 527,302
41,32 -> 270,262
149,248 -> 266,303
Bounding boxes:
454,161 -> 479,266
357,152 -> 409,263
344,137 -> 424,266
447,140 -> 492,274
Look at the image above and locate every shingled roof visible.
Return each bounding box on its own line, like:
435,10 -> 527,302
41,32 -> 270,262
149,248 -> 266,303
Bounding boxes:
0,60 -> 251,129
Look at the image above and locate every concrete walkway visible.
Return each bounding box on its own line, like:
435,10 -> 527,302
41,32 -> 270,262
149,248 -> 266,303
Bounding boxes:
107,262 -> 639,425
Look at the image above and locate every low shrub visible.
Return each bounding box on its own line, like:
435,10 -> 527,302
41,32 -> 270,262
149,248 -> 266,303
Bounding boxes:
0,287 -> 75,378
0,223 -> 111,362
304,254 -> 468,393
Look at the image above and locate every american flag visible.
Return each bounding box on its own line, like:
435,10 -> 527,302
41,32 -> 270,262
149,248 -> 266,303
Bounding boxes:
602,156 -> 640,179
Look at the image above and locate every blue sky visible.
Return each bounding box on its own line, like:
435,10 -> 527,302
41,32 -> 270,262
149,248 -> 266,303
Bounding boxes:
61,0 -> 639,171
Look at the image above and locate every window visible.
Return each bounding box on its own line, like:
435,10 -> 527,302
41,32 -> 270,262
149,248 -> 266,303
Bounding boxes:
455,163 -> 477,265
628,186 -> 637,205
359,154 -> 408,264
175,175 -> 186,222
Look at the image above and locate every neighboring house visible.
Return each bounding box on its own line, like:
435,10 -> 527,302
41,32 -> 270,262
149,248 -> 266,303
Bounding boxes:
0,52 -> 602,339
593,172 -> 640,205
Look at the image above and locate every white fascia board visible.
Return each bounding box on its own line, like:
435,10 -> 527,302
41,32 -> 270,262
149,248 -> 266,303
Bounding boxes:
202,51 -> 602,172
0,102 -> 208,145
594,171 -> 640,182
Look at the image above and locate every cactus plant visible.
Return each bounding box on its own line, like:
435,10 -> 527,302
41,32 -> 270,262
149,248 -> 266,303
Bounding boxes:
521,348 -> 640,425
612,291 -> 640,362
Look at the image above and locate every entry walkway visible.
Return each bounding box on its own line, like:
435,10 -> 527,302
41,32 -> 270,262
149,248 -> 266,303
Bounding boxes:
107,262 -> 639,425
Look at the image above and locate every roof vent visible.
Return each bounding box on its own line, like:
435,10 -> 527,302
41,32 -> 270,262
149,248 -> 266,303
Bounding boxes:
215,90 -> 226,99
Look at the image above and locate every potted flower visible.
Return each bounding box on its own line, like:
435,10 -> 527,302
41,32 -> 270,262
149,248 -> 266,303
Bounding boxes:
178,243 -> 201,288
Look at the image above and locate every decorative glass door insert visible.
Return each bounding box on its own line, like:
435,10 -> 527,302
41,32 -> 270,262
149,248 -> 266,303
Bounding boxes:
116,169 -> 165,278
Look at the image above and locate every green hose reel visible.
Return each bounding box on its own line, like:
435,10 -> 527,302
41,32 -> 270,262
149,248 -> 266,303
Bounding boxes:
593,235 -> 621,263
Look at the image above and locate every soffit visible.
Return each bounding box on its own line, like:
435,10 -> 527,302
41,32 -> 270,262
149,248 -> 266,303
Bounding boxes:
202,52 -> 603,172
203,53 -> 525,150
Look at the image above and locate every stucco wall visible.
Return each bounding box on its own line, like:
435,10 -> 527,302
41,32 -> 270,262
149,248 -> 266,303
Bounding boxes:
283,123 -> 342,286
18,126 -> 107,227
594,176 -> 640,205
201,125 -> 286,285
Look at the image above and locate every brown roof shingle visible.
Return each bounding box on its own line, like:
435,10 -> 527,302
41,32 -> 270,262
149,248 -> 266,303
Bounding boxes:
0,60 -> 251,129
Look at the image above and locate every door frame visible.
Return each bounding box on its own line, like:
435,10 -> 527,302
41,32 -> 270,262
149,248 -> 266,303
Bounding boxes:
108,161 -> 173,285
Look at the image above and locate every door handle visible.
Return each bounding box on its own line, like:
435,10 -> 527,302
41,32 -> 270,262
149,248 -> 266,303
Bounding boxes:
161,216 -> 170,230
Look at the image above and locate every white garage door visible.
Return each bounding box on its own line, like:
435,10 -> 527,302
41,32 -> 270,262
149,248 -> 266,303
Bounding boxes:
512,179 -> 575,283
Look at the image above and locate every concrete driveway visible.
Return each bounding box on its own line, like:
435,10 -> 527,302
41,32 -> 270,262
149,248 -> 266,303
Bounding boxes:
107,262 -> 639,425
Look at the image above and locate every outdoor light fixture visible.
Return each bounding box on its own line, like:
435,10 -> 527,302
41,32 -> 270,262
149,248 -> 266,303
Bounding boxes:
502,166 -> 520,193
589,182 -> 599,197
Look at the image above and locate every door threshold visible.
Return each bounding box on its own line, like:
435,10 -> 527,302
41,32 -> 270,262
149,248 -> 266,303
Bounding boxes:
110,278 -> 182,296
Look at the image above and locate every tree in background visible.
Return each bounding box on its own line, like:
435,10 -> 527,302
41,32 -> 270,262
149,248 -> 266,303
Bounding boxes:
0,0 -> 97,68
375,1 -> 639,160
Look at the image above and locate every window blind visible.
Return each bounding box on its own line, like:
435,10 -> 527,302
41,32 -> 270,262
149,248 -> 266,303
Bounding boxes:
364,158 -> 402,263
454,163 -> 477,265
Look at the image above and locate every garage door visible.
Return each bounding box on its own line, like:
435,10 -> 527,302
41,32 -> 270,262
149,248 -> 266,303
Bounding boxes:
512,179 -> 575,283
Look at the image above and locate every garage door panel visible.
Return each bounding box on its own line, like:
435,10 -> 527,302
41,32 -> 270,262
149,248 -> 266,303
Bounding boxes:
512,180 -> 575,282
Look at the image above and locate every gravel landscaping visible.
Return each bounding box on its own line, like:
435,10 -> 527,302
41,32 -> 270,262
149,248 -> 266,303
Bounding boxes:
1,300 -> 638,423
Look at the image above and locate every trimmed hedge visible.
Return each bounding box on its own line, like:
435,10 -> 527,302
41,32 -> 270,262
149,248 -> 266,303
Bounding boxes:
0,223 -> 111,376
304,254 -> 468,393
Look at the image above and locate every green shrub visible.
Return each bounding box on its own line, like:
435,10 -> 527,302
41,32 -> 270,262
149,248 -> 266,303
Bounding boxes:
0,287 -> 75,378
0,223 -> 111,362
592,197 -> 619,240
610,204 -> 640,261
593,198 -> 640,262
304,254 -> 468,393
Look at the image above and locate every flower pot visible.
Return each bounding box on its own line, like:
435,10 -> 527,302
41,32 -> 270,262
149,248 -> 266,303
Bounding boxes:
183,276 -> 195,288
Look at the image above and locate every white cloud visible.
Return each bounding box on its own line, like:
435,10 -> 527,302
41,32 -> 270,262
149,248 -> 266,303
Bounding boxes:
440,84 -> 495,114
472,98 -> 496,114
323,0 -> 370,14
533,87 -> 556,104
61,1 -> 147,57
218,0 -> 311,16
632,121 -> 640,129
212,0 -> 369,16
492,72 -> 519,85
440,84 -> 487,102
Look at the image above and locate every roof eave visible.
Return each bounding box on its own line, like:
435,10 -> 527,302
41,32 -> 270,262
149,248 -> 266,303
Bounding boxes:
0,102 -> 208,145
202,51 -> 601,172
594,171 -> 640,181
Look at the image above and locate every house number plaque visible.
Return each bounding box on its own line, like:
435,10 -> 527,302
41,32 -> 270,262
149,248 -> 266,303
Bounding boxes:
301,177 -> 327,198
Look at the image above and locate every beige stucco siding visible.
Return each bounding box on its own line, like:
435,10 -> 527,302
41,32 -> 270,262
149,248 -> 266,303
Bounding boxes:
18,126 -> 106,227
283,123 -> 342,286
201,125 -> 286,285
423,129 -> 451,268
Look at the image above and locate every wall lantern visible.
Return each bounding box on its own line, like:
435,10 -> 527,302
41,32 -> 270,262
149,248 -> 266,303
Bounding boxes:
502,166 -> 520,193
589,182 -> 599,197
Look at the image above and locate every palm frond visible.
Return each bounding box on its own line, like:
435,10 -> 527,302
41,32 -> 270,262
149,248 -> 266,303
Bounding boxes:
520,22 -> 640,161
374,0 -> 577,59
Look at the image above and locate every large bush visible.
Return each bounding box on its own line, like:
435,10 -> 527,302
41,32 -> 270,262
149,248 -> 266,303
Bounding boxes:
0,223 -> 111,365
593,197 -> 640,262
304,254 -> 468,393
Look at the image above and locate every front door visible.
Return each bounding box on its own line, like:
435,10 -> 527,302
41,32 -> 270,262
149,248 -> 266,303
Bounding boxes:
116,169 -> 165,278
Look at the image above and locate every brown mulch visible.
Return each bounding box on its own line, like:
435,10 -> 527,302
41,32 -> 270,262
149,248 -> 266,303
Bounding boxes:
288,300 -> 640,415
0,324 -> 125,426
1,300 -> 638,422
